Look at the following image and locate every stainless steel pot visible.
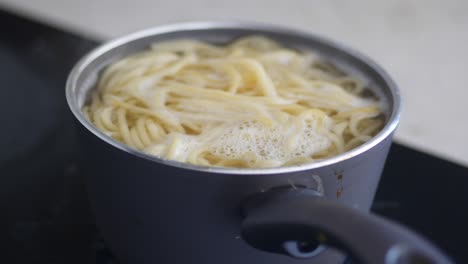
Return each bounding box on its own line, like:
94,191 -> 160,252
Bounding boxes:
66,22 -> 451,264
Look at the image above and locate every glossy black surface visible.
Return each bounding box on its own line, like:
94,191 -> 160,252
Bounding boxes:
0,8 -> 467,264
0,8 -> 98,264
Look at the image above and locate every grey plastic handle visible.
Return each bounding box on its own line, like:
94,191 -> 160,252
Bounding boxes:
241,187 -> 453,264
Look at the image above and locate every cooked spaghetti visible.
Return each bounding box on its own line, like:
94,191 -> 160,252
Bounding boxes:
84,36 -> 384,168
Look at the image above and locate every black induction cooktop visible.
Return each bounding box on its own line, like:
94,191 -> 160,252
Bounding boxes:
0,9 -> 467,264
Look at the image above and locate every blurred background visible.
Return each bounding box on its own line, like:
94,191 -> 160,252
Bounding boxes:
2,0 -> 468,166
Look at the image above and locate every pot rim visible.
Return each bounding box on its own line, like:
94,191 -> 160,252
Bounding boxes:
66,21 -> 401,175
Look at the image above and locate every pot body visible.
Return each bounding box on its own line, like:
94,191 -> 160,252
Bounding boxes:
67,22 -> 400,264
80,125 -> 393,264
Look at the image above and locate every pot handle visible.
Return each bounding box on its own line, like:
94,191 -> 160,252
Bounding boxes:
241,187 -> 452,264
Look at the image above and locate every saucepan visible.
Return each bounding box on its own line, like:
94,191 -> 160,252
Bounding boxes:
66,22 -> 452,264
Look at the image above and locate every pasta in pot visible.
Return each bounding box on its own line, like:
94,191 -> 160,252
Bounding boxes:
84,36 -> 384,168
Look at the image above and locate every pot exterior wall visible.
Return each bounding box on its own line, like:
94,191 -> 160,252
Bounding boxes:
79,124 -> 393,264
